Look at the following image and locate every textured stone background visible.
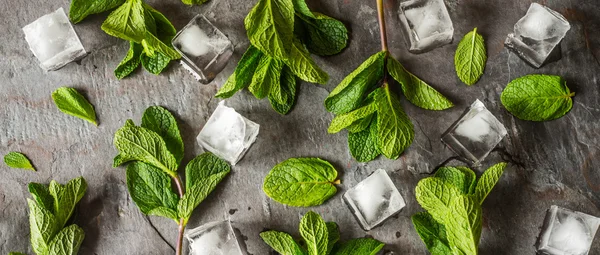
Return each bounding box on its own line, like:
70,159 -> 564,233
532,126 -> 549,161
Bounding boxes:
1,0 -> 600,254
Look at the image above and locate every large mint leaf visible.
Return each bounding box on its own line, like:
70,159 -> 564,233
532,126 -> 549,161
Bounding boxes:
331,238 -> 384,255
415,177 -> 461,224
269,66 -> 298,115
115,42 -> 143,79
69,0 -> 125,23
299,12 -> 348,56
387,57 -> 453,110
412,212 -> 452,255
326,222 -> 340,254
52,87 -> 98,126
28,199 -> 58,255
474,162 -> 506,204
325,51 -> 385,114
4,152 -> 35,171
48,177 -> 87,228
217,46 -> 263,98
28,183 -> 54,212
454,28 -> 487,86
101,0 -> 146,42
141,106 -> 184,164
263,158 -> 338,207
245,0 -> 294,60
300,211 -> 328,255
373,86 -> 414,159
249,55 -> 284,99
348,119 -> 380,162
126,162 -> 179,221
328,103 -> 377,134
113,125 -> 178,176
48,224 -> 85,255
445,195 -> 482,255
285,38 -> 328,84
434,166 -> 476,194
501,74 -> 574,121
260,231 -> 306,255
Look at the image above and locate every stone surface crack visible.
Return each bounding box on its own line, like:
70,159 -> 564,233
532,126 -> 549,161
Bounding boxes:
144,215 -> 175,252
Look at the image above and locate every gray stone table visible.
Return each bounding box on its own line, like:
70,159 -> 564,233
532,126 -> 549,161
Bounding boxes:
1,0 -> 600,254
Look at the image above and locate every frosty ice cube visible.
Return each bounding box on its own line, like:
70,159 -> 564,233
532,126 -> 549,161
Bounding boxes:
22,8 -> 86,71
441,99 -> 507,166
505,3 -> 571,68
343,169 -> 406,231
197,101 -> 259,165
172,15 -> 234,84
185,220 -> 244,255
537,205 -> 600,255
398,0 -> 454,53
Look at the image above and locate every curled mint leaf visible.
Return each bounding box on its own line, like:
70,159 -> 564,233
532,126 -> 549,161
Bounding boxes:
244,0 -> 295,60
115,42 -> 143,79
51,87 -> 98,126
4,152 -> 35,171
454,28 -> 487,85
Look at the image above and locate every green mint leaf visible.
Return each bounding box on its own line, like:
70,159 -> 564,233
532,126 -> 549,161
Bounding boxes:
263,158 -> 338,207
69,0 -> 124,23
115,42 -> 143,79
28,183 -> 54,212
260,231 -> 306,255
181,0 -> 208,5
141,32 -> 181,59
325,51 -> 385,114
101,0 -> 146,42
142,7 -> 157,35
48,177 -> 87,228
249,55 -> 284,99
269,66 -> 298,115
126,162 -> 179,221
454,28 -> 487,85
501,74 -> 574,121
299,12 -> 348,56
326,222 -> 340,254
373,85 -> 414,159
345,113 -> 374,133
331,238 -> 384,255
474,162 -> 507,204
8,252 -> 27,255
348,119 -> 380,162
142,4 -> 176,37
113,125 -> 179,176
244,0 -> 294,60
411,212 -> 452,255
434,166 -> 476,194
140,51 -> 170,74
445,195 -> 482,255
217,45 -> 263,98
415,177 -> 461,224
285,38 -> 328,84
48,224 -> 85,255
291,0 -> 314,18
4,152 -> 35,171
141,106 -> 184,164
51,87 -> 98,126
300,211 -> 329,255
387,57 -> 453,110
328,103 -> 377,133
28,198 -> 58,255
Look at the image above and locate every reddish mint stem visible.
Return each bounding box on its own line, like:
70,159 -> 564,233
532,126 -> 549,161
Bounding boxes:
172,175 -> 186,255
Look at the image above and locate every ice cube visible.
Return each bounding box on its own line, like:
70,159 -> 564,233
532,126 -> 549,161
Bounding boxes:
441,99 -> 507,166
537,205 -> 600,255
172,15 -> 234,84
185,220 -> 244,255
197,101 -> 259,165
398,0 -> 454,53
505,3 -> 570,68
343,169 -> 406,231
22,8 -> 86,71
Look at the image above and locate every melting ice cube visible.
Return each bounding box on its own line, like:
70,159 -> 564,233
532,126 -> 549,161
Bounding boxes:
185,220 -> 244,255
441,99 -> 507,166
172,15 -> 234,84
398,0 -> 454,53
343,169 -> 406,231
537,205 -> 600,255
197,101 -> 259,165
22,8 -> 86,71
505,3 -> 571,68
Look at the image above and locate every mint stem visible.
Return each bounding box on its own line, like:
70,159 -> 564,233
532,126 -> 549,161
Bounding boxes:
172,175 -> 186,255
376,0 -> 388,52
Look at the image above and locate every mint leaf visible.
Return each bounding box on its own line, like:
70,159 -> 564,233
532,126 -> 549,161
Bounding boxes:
48,177 -> 87,228
327,103 -> 377,134
217,46 -> 263,98
113,125 -> 178,176
48,224 -> 85,255
245,0 -> 295,60
285,38 -> 328,84
28,183 -> 54,211
387,57 -> 453,110
348,119 -> 380,162
411,212 -> 452,255
4,152 -> 35,171
291,0 -> 314,18
51,87 -> 98,126
141,106 -> 184,164
8,252 -> 27,255
326,222 -> 340,254
474,162 -> 507,203
331,238 -> 384,255
142,4 -> 176,38
434,166 -> 476,194
126,162 -> 179,221
373,86 -> 414,159
445,195 -> 482,255
181,0 -> 208,6
269,66 -> 298,115
140,51 -> 170,74
101,0 -> 146,42
28,199 -> 58,255
501,74 -> 574,121
325,51 -> 385,114
141,32 -> 181,59
415,177 -> 461,224
249,55 -> 284,99
260,231 -> 306,255
299,12 -> 348,56
263,158 -> 338,207
454,28 -> 487,85
69,0 -> 124,23
300,211 -> 328,255
115,42 -> 143,79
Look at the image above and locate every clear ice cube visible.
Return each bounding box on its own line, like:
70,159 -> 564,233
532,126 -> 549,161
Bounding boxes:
537,205 -> 600,255
22,8 -> 86,71
185,220 -> 244,255
343,169 -> 406,231
398,0 -> 454,53
197,101 -> 259,165
172,15 -> 234,84
505,3 -> 571,68
441,99 -> 507,166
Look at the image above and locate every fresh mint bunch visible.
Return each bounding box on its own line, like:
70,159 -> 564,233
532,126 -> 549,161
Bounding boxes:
216,0 -> 349,115
68,0 -> 181,79
413,163 -> 507,255
112,106 -> 231,255
11,177 -> 87,255
260,211 -> 385,255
